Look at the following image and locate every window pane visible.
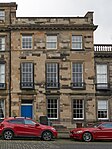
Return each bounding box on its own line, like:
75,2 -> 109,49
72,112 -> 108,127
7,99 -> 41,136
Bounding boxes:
98,100 -> 107,110
0,11 -> 5,20
98,100 -> 108,119
96,64 -> 107,87
72,36 -> 82,49
47,98 -> 58,119
21,63 -> 33,88
46,63 -> 59,88
0,64 -> 5,83
97,65 -> 107,74
46,35 -> 57,49
21,63 -> 33,82
98,111 -> 107,119
73,99 -> 84,119
72,63 -> 83,87
0,37 -> 5,51
22,35 -> 32,49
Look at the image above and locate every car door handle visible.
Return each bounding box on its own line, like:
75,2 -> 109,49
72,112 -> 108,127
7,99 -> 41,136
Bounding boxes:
30,126 -> 35,128
25,125 -> 29,127
25,125 -> 34,128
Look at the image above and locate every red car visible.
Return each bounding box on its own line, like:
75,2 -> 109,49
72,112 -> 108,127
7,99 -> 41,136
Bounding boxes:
0,117 -> 57,141
70,122 -> 112,142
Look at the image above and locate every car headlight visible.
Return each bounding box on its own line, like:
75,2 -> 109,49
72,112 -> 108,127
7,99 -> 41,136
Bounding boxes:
75,130 -> 83,134
51,127 -> 56,131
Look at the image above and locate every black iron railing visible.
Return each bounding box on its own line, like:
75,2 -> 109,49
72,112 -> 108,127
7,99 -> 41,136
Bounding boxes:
71,82 -> 85,89
46,82 -> 60,89
20,82 -> 34,89
95,83 -> 110,90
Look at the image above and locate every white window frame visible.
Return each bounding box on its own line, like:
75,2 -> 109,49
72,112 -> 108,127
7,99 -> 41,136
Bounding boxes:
97,100 -> 108,120
0,37 -> 5,51
73,99 -> 84,120
46,63 -> 59,88
0,11 -> 5,21
22,35 -> 32,49
0,99 -> 5,118
47,98 -> 58,119
72,35 -> 82,50
46,35 -> 57,49
21,62 -> 34,88
72,63 -> 83,88
0,64 -> 5,84
96,64 -> 108,88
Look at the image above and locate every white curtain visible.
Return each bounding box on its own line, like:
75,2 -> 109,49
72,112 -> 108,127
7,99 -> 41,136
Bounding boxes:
97,64 -> 107,87
98,100 -> 108,110
0,64 -> 5,83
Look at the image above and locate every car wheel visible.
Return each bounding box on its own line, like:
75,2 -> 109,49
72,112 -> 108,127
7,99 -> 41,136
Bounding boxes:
3,130 -> 14,140
42,131 -> 52,141
82,132 -> 92,142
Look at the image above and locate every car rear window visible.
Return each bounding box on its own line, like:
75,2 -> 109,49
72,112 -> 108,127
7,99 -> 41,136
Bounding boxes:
7,119 -> 24,124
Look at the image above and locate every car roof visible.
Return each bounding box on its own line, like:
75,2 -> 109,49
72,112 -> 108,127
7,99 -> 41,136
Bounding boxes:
98,122 -> 112,124
4,117 -> 32,121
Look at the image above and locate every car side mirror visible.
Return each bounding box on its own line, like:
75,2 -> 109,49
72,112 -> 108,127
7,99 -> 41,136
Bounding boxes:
35,123 -> 40,127
98,126 -> 102,129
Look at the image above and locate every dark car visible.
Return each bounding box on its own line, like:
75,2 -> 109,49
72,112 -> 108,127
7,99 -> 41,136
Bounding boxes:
70,122 -> 112,142
0,117 -> 57,141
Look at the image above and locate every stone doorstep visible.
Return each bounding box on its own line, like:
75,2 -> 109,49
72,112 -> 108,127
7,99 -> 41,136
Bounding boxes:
53,124 -> 68,128
53,125 -> 74,131
53,124 -> 71,139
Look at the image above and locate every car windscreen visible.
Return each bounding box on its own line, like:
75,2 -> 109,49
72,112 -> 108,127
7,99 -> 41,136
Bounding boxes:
0,118 -> 4,123
87,123 -> 101,128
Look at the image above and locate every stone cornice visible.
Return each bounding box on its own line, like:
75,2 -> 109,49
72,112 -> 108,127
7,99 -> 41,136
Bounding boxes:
9,24 -> 98,31
0,27 -> 10,32
94,52 -> 112,58
0,2 -> 17,8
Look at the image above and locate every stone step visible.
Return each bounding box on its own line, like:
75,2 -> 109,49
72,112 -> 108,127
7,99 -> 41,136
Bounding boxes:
53,124 -> 67,130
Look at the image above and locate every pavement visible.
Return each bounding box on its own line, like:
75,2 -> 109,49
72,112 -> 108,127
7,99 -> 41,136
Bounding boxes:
58,132 -> 70,139
0,132 -> 69,149
0,140 -> 60,149
0,138 -> 112,149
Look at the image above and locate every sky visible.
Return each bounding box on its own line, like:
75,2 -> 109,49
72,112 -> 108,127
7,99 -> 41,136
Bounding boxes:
1,0 -> 112,44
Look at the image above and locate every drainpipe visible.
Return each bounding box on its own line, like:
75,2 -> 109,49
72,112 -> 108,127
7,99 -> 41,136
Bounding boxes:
9,6 -> 11,117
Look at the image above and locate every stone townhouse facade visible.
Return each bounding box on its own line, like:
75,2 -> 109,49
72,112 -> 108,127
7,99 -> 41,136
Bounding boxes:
0,2 -> 111,129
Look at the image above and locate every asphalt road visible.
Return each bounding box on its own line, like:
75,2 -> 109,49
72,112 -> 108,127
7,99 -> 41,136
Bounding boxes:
0,139 -> 112,149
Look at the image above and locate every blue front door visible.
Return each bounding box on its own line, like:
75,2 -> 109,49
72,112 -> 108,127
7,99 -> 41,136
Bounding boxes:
21,104 -> 33,118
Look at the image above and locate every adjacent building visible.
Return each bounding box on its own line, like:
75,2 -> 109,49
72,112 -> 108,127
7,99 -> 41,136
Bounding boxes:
0,2 -> 111,129
94,45 -> 112,122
